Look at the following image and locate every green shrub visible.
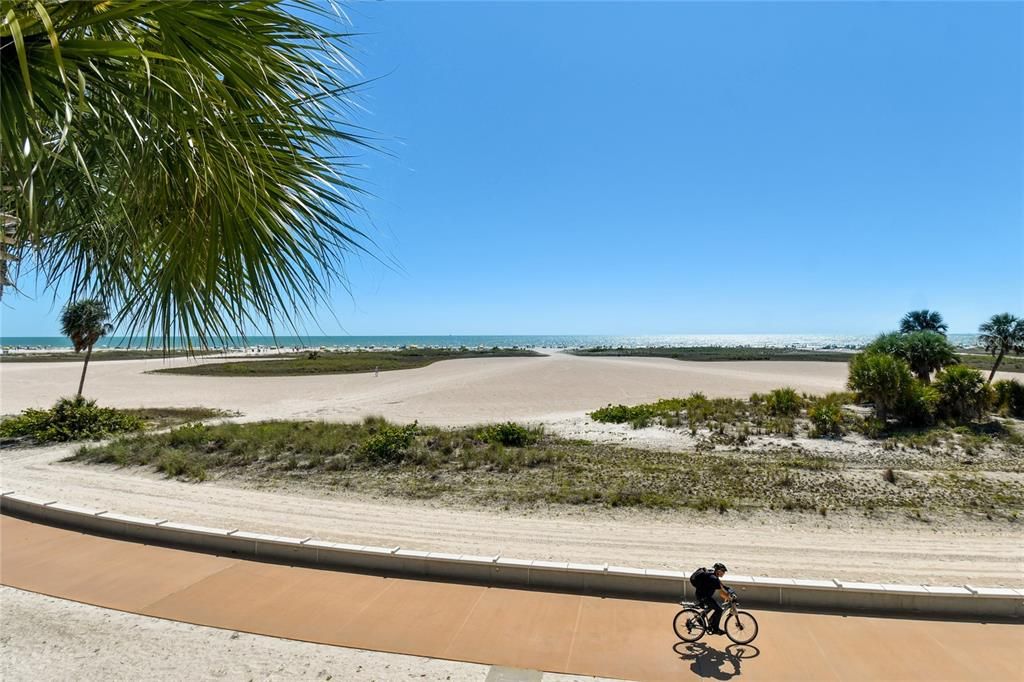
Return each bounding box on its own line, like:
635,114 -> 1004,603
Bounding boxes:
0,397 -> 143,443
765,388 -> 803,417
859,417 -> 886,439
847,352 -> 915,421
808,399 -> 844,438
589,404 -> 653,424
993,379 -> 1024,418
360,422 -> 418,464
157,451 -> 207,481
933,366 -> 992,424
481,422 -> 540,447
898,380 -> 939,426
167,422 -> 211,448
821,391 -> 857,405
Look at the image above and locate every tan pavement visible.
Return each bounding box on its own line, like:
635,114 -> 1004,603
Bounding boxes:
1,515 -> 1021,681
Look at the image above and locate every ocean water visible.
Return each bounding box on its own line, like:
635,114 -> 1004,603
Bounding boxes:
0,333 -> 982,351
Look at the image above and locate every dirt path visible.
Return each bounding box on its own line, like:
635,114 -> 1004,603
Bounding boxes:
3,443 -> 1020,587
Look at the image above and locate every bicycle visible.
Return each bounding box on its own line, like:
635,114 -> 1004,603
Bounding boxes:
673,587 -> 759,645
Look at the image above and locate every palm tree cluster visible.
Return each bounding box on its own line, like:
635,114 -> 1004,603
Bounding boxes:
849,309 -> 1023,425
866,330 -> 957,384
2,1 -> 372,347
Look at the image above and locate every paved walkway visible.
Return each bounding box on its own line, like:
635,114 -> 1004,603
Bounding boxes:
2,515 -> 1021,681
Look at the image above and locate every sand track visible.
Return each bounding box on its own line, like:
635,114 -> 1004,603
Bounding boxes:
3,442 -> 1020,587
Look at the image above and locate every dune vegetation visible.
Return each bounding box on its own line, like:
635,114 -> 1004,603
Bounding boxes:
151,348 -> 542,377
68,412 -> 1023,519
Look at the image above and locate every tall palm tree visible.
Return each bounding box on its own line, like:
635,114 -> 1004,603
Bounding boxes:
899,310 -> 948,335
60,298 -> 113,398
901,331 -> 958,384
1,1 -> 372,347
978,313 -> 1024,384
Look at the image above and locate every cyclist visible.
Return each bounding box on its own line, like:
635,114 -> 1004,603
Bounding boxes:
693,562 -> 730,635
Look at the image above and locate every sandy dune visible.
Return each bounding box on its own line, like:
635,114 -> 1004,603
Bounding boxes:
1,351 -> 852,423
1,353 -> 1021,587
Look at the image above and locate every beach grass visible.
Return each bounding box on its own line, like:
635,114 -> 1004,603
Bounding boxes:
150,348 -> 542,377
589,393 -> 1024,458
570,346 -> 1024,373
119,407 -> 234,430
68,417 -> 1023,516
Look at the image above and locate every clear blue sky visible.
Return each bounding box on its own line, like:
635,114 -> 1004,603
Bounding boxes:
4,1 -> 1022,336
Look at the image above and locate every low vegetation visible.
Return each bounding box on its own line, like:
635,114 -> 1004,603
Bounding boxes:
67,417 -> 1023,517
587,385 -> 1023,466
570,345 -> 1024,373
993,379 -> 1024,418
1,398 -> 142,443
591,390 -> 850,439
151,347 -> 542,377
0,399 -> 228,444
571,346 -> 856,362
807,396 -> 845,438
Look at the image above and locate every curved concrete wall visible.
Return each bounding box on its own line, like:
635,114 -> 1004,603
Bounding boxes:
2,491 -> 1021,620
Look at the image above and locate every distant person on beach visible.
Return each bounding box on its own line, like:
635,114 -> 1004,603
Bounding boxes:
691,563 -> 730,635
374,366 -> 379,377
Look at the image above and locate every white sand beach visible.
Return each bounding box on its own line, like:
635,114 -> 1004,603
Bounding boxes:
1,350 -> 853,422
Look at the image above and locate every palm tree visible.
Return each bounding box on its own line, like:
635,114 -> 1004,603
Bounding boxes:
60,298 -> 113,398
864,331 -> 957,383
978,313 -> 1024,384
900,331 -> 958,384
933,366 -> 991,424
899,310 -> 948,335
1,1 -> 372,347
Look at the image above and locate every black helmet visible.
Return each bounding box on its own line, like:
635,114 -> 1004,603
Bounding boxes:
713,562 -> 728,572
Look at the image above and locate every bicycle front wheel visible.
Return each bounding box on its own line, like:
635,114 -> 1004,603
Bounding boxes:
673,608 -> 707,642
723,610 -> 759,644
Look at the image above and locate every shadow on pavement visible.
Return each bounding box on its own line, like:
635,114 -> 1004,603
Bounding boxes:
673,641 -> 761,679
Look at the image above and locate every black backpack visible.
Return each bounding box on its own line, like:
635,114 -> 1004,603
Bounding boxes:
689,567 -> 711,589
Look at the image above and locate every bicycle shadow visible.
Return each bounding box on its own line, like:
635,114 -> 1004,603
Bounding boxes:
672,641 -> 761,680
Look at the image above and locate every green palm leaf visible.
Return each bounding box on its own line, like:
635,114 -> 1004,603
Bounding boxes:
2,0 -> 374,348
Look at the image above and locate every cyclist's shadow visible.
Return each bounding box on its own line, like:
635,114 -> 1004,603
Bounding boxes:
673,641 -> 760,680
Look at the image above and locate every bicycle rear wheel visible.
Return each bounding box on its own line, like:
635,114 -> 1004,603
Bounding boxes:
673,608 -> 707,642
723,610 -> 758,644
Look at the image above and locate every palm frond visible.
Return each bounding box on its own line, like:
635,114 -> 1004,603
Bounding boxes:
2,0 -> 375,348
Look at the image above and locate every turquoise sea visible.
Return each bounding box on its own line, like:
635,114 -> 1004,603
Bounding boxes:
0,333 -> 982,351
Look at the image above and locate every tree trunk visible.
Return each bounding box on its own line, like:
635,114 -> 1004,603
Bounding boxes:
988,349 -> 1005,384
77,345 -> 94,398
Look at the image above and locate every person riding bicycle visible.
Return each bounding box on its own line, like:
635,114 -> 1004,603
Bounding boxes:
693,562 -> 730,635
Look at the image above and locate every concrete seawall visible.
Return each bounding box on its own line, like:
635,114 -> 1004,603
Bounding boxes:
3,491 -> 1020,620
